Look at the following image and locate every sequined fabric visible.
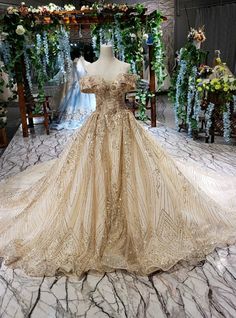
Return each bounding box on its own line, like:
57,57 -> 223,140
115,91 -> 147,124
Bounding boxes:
0,73 -> 236,277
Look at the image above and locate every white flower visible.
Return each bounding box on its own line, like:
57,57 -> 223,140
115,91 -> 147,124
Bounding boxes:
45,3 -> 59,12
21,2 -> 25,5
143,33 -> 148,40
1,116 -> 7,124
7,6 -> 18,14
32,8 -> 40,13
16,25 -> 25,35
130,33 -> 136,39
64,4 -> 75,11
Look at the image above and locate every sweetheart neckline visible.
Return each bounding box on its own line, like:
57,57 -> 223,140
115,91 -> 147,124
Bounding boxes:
82,73 -> 132,84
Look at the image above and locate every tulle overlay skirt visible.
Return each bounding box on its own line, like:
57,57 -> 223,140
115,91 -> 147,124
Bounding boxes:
52,83 -> 96,130
0,109 -> 236,276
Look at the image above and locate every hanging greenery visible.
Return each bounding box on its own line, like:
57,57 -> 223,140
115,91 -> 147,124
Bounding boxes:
0,3 -> 72,110
147,11 -> 167,91
170,39 -> 207,134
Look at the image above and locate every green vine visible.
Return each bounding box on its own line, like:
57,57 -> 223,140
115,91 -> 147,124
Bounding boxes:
148,11 -> 167,90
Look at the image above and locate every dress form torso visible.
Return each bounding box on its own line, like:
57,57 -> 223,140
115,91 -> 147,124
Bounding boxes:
86,44 -> 130,80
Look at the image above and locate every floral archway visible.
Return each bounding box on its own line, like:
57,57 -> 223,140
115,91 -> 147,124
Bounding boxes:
0,2 -> 167,137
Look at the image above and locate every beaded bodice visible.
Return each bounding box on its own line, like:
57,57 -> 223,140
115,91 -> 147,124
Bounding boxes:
80,73 -> 136,113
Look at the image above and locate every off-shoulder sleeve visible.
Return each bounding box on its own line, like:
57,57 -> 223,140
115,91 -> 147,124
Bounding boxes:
119,73 -> 138,92
79,76 -> 98,93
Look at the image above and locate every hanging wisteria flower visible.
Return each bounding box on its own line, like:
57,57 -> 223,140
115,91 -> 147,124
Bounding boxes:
64,4 -> 75,11
16,25 -> 26,36
23,47 -> 33,91
192,89 -> 201,123
205,102 -> 215,137
223,103 -> 231,143
43,32 -> 49,64
233,95 -> 236,111
174,58 -> 187,128
58,27 -> 71,80
36,34 -> 42,55
114,17 -> 125,61
1,42 -> 11,68
186,66 -> 198,135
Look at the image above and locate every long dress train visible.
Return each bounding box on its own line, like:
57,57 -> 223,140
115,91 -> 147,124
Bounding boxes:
0,73 -> 236,277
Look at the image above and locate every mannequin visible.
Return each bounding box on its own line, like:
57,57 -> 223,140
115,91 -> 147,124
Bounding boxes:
78,55 -> 90,70
86,44 -> 130,80
51,53 -> 96,130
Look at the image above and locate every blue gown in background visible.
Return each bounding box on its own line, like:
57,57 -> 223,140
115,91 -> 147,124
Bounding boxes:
52,57 -> 96,130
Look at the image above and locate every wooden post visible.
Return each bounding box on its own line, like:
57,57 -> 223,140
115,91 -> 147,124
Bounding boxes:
0,128 -> 8,148
17,82 -> 28,137
148,44 -> 156,127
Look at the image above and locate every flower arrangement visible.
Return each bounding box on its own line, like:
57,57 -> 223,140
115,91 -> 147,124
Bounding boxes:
197,75 -> 236,95
187,27 -> 206,43
91,3 -> 129,13
196,58 -> 236,142
6,2 -> 75,15
197,65 -> 236,102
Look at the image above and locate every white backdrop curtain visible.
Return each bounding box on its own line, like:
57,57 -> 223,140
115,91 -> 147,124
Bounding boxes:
195,2 -> 236,74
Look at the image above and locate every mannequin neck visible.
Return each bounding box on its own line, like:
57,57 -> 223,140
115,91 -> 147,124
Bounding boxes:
98,45 -> 115,62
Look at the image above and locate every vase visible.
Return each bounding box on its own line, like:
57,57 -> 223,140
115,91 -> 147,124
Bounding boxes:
0,127 -> 8,148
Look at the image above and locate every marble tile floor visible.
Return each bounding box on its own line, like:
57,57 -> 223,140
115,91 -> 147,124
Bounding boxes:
0,122 -> 236,317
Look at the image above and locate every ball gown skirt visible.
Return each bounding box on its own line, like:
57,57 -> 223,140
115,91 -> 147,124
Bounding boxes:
0,73 -> 236,277
51,58 -> 96,130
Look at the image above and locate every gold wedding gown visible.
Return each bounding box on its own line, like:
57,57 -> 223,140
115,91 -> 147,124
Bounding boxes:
0,73 -> 236,277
